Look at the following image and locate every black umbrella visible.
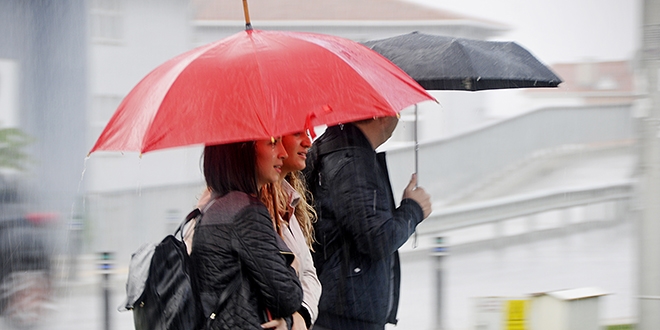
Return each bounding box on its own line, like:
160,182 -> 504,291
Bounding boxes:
362,31 -> 562,91
363,32 -> 562,177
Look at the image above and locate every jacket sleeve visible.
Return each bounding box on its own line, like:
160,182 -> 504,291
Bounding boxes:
294,221 -> 321,326
233,206 -> 303,318
324,149 -> 424,260
301,250 -> 321,326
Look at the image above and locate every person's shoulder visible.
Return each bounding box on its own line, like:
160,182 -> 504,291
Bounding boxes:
203,191 -> 267,225
313,124 -> 371,154
323,145 -> 375,166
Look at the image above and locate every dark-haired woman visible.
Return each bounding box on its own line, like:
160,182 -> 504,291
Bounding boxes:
190,139 -> 303,330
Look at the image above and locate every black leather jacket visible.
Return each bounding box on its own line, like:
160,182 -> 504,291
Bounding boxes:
304,124 -> 424,330
191,192 -> 303,329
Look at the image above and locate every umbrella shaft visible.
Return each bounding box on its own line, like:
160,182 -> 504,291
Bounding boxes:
415,104 -> 419,183
242,0 -> 252,30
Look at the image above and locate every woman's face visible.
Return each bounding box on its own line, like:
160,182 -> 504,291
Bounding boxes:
255,137 -> 287,188
281,132 -> 312,174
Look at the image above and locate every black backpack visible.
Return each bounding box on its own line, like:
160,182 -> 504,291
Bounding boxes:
119,208 -> 239,330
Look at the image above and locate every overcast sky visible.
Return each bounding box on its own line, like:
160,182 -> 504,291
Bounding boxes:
405,0 -> 641,65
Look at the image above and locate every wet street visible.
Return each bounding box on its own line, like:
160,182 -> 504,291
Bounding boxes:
46,289 -> 133,330
0,277 -> 134,330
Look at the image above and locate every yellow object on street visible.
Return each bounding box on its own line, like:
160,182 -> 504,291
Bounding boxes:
505,300 -> 527,330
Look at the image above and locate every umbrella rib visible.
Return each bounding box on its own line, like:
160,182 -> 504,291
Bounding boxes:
241,31 -> 272,138
453,40 -> 480,91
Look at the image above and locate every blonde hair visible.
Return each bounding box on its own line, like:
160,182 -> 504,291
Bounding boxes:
265,182 -> 283,235
260,171 -> 317,250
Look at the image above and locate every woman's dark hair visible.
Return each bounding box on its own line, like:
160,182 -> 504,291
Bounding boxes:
203,142 -> 258,197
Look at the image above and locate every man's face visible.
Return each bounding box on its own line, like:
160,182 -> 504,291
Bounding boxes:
382,115 -> 399,140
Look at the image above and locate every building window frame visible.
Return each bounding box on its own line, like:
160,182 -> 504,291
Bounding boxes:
90,0 -> 124,44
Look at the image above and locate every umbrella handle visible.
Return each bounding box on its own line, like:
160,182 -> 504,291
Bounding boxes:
242,0 -> 252,30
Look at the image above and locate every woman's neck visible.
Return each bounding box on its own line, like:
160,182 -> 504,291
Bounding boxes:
280,171 -> 292,181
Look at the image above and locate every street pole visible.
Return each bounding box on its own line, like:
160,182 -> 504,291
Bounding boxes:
432,236 -> 448,330
99,252 -> 114,330
638,0 -> 660,328
103,272 -> 110,330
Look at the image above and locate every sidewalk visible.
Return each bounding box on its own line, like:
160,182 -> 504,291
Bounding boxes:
31,254 -> 134,330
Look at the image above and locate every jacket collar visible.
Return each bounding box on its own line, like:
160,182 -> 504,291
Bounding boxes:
315,123 -> 373,156
281,179 -> 301,208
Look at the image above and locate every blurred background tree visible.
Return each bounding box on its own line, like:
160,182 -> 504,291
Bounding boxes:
0,127 -> 33,171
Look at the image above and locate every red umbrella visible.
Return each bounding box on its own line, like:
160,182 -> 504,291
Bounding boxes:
89,29 -> 434,154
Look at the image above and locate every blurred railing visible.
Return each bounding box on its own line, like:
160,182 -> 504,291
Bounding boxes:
418,180 -> 634,234
386,104 -> 635,204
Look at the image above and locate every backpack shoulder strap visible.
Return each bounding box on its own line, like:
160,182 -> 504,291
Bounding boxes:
175,208 -> 201,239
178,198 -> 218,254
203,275 -> 241,328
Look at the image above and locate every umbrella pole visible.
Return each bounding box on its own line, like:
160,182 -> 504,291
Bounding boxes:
414,104 -> 419,182
413,104 -> 419,249
242,0 -> 252,30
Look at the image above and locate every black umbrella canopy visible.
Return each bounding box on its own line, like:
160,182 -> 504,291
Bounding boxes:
363,32 -> 562,91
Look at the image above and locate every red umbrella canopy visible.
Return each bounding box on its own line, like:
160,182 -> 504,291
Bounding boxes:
90,29 -> 434,154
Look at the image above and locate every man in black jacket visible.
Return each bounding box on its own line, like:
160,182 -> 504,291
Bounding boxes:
304,116 -> 432,330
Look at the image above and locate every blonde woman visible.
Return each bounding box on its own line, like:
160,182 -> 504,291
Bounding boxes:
261,132 -> 321,330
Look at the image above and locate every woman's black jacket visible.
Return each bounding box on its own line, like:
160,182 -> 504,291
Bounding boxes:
190,191 -> 303,329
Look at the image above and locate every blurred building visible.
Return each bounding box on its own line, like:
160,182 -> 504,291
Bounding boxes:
523,60 -> 637,108
190,0 -> 506,42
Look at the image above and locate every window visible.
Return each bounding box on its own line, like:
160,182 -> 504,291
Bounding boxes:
90,0 -> 124,43
91,94 -> 123,126
0,59 -> 19,127
88,94 -> 123,155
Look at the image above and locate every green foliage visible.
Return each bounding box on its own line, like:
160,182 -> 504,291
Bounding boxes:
0,127 -> 33,171
606,324 -> 635,330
